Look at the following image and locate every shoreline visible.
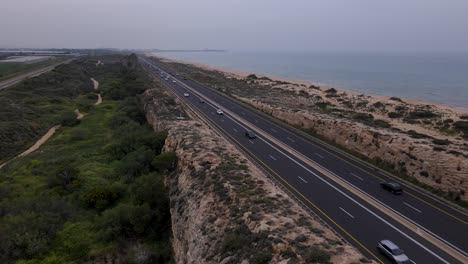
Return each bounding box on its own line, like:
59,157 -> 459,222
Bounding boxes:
148,53 -> 468,114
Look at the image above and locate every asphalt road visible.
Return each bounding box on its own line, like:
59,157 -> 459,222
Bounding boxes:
140,56 -> 467,264
0,59 -> 73,90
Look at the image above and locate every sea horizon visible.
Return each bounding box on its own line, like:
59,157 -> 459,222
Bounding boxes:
152,51 -> 468,109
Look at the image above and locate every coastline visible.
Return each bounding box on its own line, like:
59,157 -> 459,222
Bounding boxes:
149,53 -> 468,114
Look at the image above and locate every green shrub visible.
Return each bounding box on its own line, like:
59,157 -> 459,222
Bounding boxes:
152,151 -> 177,172
408,110 -> 438,119
432,139 -> 451,145
80,183 -> 121,210
387,112 -> 402,118
60,112 -> 80,127
374,119 -> 391,128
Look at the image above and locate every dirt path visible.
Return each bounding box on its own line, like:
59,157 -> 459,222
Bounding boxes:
91,78 -> 102,105
0,125 -> 61,169
75,109 -> 84,120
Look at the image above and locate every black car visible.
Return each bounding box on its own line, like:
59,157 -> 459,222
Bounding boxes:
199,98 -> 205,103
380,181 -> 403,194
245,130 -> 257,139
183,77 -> 188,80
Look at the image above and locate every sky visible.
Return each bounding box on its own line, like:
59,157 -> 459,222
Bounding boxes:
1,0 -> 468,53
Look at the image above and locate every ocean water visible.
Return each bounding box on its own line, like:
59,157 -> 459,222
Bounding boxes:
152,51 -> 468,108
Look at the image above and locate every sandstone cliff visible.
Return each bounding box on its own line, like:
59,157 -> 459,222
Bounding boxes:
142,80 -> 369,263
158,59 -> 468,205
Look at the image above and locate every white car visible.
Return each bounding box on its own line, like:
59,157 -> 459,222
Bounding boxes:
172,80 -> 176,83
183,93 -> 189,97
216,109 -> 224,115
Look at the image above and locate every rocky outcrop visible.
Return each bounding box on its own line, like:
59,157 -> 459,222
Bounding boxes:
159,59 -> 468,204
142,82 -> 369,263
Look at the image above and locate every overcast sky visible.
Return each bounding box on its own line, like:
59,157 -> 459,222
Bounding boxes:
1,0 -> 467,53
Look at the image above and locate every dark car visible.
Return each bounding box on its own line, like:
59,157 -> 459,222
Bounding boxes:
380,181 -> 403,194
199,98 -> 205,103
183,77 -> 188,80
245,130 -> 257,139
377,240 -> 410,264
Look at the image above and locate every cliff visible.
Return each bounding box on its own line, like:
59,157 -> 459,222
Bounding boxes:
142,79 -> 369,263
157,58 -> 468,205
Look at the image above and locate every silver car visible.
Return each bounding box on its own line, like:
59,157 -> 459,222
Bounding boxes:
377,240 -> 410,264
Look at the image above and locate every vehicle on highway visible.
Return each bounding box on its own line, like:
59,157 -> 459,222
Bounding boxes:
216,109 -> 224,115
176,73 -> 179,76
172,80 -> 176,83
245,130 -> 257,139
184,93 -> 189,97
199,98 -> 205,103
165,78 -> 169,81
380,181 -> 403,194
183,77 -> 188,80
377,240 -> 410,264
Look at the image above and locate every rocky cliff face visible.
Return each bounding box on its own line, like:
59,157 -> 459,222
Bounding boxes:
160,60 -> 468,205
142,82 -> 369,263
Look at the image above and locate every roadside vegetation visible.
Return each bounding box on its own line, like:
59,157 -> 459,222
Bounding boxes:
0,58 -> 67,82
0,54 -> 174,263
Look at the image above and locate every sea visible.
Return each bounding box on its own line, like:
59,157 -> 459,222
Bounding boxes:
151,51 -> 468,108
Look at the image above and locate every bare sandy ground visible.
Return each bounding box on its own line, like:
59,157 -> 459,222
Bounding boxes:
149,54 -> 468,113
0,125 -> 61,169
91,78 -> 102,105
75,109 -> 84,120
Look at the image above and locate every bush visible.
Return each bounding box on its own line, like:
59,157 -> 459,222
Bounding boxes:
460,115 -> 468,120
60,112 -> 80,127
453,121 -> 468,133
408,110 -> 438,119
152,151 -> 177,172
80,183 -> 121,210
352,112 -> 374,121
374,119 -> 391,128
420,171 -> 429,177
432,139 -> 451,145
324,88 -> 337,94
388,112 -> 402,118
389,97 -> 404,103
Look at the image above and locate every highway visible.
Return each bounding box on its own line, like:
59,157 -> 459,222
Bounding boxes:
0,59 -> 74,90
139,56 -> 468,264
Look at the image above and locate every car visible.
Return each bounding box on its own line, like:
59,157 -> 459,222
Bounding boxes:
380,181 -> 403,194
175,73 -> 179,76
216,109 -> 224,115
165,78 -> 169,81
245,130 -> 257,139
172,80 -> 176,83
184,93 -> 189,97
377,240 -> 410,264
199,98 -> 205,103
183,77 -> 188,80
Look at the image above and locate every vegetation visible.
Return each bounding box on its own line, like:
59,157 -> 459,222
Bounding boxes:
0,58 -> 65,82
0,54 -> 174,263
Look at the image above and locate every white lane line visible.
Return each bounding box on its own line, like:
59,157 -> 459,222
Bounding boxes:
350,173 -> 364,181
219,114 -> 451,263
286,137 -> 295,143
410,260 -> 417,264
339,207 -> 355,219
314,153 -> 325,159
233,128 -> 238,132
249,140 -> 254,144
221,119 -> 224,122
242,112 -> 246,115
254,119 -> 259,123
271,128 -> 278,132
298,176 -> 308,183
404,202 -> 422,213
269,155 -> 277,161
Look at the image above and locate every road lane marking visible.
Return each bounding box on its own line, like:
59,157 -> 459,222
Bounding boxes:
233,128 -> 238,132
314,153 -> 324,159
269,155 -> 277,161
242,112 -> 246,115
287,137 -> 295,142
404,202 -> 422,213
298,176 -> 308,183
350,173 -> 364,181
144,59 -> 461,262
339,207 -> 355,219
271,128 -> 277,132
249,140 -> 254,144
254,119 -> 259,123
221,119 -> 224,122
410,260 -> 417,264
